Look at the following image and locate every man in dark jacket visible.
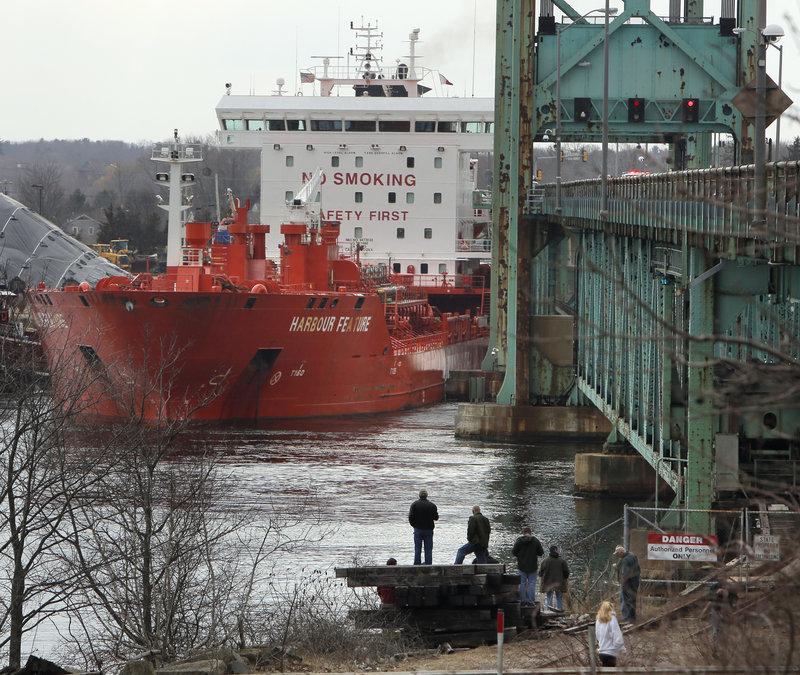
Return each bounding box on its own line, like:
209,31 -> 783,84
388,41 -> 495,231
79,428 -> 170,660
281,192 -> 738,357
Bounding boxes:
408,489 -> 439,564
615,544 -> 640,622
512,527 -> 544,604
539,545 -> 570,611
454,505 -> 491,564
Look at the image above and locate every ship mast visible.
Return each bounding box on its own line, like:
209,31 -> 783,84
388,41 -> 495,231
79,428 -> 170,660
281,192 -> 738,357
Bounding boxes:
152,129 -> 202,268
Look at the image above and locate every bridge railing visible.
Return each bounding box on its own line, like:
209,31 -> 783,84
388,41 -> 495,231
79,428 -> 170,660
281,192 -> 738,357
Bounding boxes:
538,162 -> 800,247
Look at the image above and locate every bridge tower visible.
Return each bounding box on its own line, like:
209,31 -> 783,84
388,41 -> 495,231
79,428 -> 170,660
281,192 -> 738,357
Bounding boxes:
467,0 -> 794,536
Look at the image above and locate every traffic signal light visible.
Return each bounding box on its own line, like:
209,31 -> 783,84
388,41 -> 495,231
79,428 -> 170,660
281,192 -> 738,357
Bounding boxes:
581,149 -> 588,162
681,98 -> 699,123
628,97 -> 645,123
536,169 -> 542,181
559,150 -> 564,161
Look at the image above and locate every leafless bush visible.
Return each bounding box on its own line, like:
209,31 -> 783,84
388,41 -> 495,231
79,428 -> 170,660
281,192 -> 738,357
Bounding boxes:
244,570 -> 420,672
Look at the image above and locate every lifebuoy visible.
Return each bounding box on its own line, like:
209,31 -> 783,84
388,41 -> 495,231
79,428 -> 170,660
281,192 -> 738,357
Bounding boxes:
459,240 -> 471,251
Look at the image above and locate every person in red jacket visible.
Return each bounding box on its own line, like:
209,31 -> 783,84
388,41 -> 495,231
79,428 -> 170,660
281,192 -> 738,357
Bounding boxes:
376,557 -> 397,605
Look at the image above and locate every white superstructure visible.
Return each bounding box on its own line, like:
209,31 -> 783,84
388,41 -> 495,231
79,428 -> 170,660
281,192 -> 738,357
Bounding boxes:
215,22 -> 493,277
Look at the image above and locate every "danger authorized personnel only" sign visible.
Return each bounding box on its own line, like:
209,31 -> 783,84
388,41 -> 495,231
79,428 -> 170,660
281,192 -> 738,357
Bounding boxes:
646,533 -> 718,562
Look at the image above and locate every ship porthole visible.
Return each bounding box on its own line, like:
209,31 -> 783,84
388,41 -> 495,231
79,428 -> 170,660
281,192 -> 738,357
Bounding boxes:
124,300 -> 135,312
150,296 -> 168,307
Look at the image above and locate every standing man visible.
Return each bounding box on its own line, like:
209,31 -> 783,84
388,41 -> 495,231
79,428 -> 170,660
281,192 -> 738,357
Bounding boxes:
615,544 -> 640,623
409,489 -> 439,565
512,527 -> 544,604
539,545 -> 570,611
454,505 -> 491,564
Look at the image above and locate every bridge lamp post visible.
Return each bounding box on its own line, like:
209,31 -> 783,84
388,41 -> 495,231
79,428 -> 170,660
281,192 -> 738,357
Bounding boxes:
31,184 -> 43,215
555,6 -> 617,212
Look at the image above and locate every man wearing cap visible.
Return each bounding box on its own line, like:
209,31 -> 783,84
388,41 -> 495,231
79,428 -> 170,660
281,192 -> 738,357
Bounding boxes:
409,489 -> 439,565
615,544 -> 640,622
454,505 -> 491,564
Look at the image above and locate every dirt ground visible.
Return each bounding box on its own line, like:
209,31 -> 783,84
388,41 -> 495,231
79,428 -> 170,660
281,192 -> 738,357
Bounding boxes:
286,609 -> 793,673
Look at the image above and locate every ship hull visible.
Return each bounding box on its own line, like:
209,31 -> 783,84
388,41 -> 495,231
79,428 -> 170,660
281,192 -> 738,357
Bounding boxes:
32,287 -> 487,423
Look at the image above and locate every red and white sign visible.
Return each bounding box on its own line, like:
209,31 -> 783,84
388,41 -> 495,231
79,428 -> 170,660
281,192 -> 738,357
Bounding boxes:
646,533 -> 718,562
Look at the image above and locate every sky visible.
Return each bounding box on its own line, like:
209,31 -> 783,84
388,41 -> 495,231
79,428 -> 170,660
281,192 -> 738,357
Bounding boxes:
2,0 -> 799,145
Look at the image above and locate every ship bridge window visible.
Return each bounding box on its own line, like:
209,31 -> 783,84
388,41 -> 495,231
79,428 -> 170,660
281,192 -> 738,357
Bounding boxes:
355,297 -> 365,309
311,120 -> 342,131
485,122 -> 494,133
267,120 -> 285,130
406,192 -> 414,204
461,122 -> 483,133
379,120 -> 411,132
247,120 -> 266,131
388,192 -> 396,204
286,156 -> 294,167
286,120 -> 306,131
396,228 -> 405,239
223,119 -> 244,131
331,156 -> 340,167
420,263 -> 429,274
406,157 -> 415,168
437,121 -> 458,132
392,264 -> 401,274
355,156 -> 364,167
345,120 -> 376,131
434,193 -> 442,204
434,157 -> 443,168
355,192 -> 363,203
415,121 -> 436,132
318,297 -> 328,309
424,228 -> 432,239
306,298 -> 316,309
354,226 -> 363,237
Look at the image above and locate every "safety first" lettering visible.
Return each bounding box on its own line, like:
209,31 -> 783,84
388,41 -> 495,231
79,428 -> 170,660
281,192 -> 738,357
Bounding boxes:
289,315 -> 372,333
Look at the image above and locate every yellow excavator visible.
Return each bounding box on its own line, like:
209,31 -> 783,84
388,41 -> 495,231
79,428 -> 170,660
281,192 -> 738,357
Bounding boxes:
90,240 -> 132,271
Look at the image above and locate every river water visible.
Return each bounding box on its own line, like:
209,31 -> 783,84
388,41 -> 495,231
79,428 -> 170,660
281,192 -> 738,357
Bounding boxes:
28,402 -> 629,659
204,401 -> 627,576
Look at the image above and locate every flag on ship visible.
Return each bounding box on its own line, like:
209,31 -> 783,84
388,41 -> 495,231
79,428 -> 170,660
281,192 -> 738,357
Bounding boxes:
300,72 -> 315,83
439,73 -> 453,86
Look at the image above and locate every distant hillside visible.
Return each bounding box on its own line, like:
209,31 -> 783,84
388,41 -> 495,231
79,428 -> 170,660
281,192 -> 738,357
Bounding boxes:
0,137 -> 260,254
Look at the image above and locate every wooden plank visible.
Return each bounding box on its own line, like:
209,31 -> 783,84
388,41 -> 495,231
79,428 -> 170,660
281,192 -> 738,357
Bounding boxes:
335,564 -> 505,587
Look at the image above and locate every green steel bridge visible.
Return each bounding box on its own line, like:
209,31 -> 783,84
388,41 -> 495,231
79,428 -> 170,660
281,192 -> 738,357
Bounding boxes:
486,0 -> 797,534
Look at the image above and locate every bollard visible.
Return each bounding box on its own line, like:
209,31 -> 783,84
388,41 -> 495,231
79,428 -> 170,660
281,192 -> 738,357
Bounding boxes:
496,608 -> 504,675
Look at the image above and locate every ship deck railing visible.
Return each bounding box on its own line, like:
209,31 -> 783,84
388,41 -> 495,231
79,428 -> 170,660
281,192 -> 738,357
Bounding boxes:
391,332 -> 446,354
390,273 -> 487,293
181,248 -> 204,267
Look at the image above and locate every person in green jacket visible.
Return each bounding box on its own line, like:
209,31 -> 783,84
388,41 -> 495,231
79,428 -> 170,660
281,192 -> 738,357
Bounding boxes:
454,505 -> 491,564
512,527 -> 544,604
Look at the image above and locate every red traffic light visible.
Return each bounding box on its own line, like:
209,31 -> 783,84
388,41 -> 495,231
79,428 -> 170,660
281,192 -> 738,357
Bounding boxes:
681,97 -> 700,123
628,97 -> 646,122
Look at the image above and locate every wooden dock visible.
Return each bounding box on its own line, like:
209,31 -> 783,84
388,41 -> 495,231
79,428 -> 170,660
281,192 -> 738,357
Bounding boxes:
335,564 -> 537,647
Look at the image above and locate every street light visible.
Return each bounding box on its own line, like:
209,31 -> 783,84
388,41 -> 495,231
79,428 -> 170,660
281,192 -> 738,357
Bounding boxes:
31,184 -> 43,215
555,6 -> 618,212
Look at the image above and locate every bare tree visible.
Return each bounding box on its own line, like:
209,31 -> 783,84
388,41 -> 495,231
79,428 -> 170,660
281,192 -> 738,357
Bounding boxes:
0,296 -> 113,668
53,339 -> 329,669
21,163 -> 65,222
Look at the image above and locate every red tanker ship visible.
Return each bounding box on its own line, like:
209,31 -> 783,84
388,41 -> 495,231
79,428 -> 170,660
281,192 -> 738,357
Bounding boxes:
29,134 -> 488,423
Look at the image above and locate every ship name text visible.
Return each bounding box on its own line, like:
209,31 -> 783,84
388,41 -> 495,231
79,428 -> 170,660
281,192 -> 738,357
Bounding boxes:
289,315 -> 372,333
303,171 -> 416,187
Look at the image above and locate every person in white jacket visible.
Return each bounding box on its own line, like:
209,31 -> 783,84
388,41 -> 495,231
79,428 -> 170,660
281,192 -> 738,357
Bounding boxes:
595,600 -> 627,667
